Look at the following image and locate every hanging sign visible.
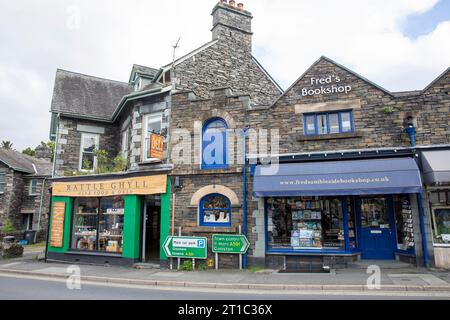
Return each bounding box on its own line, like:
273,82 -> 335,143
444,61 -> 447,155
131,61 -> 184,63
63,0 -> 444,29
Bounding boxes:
50,202 -> 66,248
149,134 -> 164,160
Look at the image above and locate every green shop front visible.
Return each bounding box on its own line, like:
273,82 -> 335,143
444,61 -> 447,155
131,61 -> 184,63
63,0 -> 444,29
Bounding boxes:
46,173 -> 171,266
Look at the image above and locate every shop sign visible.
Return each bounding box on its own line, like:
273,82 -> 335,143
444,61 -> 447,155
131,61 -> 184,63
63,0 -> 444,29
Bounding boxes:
212,234 -> 249,254
149,134 -> 164,160
50,202 -> 65,248
52,175 -> 167,197
302,74 -> 352,97
163,236 -> 208,259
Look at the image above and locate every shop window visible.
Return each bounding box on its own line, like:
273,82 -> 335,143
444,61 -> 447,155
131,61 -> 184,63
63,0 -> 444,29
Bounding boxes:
29,179 -> 39,196
347,198 -> 357,250
143,113 -> 163,161
71,197 -> 124,254
303,111 -> 354,136
432,207 -> 450,245
200,194 -> 232,227
0,173 -> 5,193
79,133 -> 99,172
267,197 -> 345,251
202,118 -> 228,170
394,195 -> 415,251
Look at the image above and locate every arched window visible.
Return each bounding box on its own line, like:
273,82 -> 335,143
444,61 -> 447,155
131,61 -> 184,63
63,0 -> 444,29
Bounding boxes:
202,118 -> 228,170
199,194 -> 232,227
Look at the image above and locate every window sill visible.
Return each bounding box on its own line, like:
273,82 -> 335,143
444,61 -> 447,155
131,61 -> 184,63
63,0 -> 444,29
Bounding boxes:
191,226 -> 237,234
297,132 -> 362,142
138,159 -> 163,165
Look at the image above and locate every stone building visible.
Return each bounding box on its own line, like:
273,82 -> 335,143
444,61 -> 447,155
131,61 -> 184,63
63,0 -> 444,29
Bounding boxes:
45,1 -> 450,269
0,148 -> 52,241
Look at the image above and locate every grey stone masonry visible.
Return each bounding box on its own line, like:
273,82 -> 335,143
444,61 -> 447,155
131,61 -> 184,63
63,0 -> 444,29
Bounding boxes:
173,3 -> 282,107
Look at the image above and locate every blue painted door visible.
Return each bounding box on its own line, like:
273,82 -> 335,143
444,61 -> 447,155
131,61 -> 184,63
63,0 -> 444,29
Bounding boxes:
359,197 -> 396,260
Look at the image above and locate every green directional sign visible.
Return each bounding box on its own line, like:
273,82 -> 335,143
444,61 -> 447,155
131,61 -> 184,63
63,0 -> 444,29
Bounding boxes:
212,234 -> 250,254
163,236 -> 208,259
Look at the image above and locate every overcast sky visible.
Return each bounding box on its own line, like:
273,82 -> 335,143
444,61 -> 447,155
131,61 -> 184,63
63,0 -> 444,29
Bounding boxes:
0,0 -> 449,151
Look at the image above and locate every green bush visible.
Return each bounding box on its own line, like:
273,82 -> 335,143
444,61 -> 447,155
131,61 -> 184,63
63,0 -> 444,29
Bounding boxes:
2,219 -> 16,233
180,260 -> 193,271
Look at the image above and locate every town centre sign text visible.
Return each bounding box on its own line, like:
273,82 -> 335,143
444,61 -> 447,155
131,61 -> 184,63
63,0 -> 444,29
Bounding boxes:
302,75 -> 352,97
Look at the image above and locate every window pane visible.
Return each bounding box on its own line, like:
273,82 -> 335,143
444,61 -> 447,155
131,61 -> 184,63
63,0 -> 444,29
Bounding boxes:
30,180 -> 38,195
267,197 -> 345,250
394,195 -> 415,250
202,119 -> 227,167
146,114 -> 162,134
0,174 -> 5,193
360,197 -> 388,228
317,114 -> 328,135
83,136 -> 97,152
203,195 -> 229,209
72,198 -> 99,251
98,197 -> 125,254
329,113 -> 339,134
433,208 -> 450,244
81,152 -> 95,170
340,112 -> 352,132
202,210 -> 230,224
305,115 -> 316,135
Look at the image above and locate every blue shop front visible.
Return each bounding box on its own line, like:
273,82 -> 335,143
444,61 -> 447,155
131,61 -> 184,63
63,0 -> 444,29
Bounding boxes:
253,155 -> 428,267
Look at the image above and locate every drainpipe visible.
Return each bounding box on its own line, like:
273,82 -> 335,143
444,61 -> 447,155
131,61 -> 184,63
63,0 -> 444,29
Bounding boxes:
52,113 -> 61,178
36,178 -> 47,235
44,187 -> 53,263
417,193 -> 430,268
242,128 -> 248,271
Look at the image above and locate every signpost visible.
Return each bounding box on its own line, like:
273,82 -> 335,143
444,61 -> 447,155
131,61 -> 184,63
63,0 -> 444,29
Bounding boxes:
163,236 -> 208,259
212,234 -> 249,254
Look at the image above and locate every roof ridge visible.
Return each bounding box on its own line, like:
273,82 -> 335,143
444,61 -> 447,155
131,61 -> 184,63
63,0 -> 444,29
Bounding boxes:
57,68 -> 131,86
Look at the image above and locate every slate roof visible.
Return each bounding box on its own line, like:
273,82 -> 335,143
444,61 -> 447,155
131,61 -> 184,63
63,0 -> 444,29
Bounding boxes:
0,149 -> 52,176
50,69 -> 132,120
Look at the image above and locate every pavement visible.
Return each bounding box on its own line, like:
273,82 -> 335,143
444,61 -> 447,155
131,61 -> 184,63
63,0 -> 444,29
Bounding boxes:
0,248 -> 449,294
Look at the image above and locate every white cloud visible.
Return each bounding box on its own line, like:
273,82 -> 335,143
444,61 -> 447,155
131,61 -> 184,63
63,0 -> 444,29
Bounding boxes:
0,0 -> 449,150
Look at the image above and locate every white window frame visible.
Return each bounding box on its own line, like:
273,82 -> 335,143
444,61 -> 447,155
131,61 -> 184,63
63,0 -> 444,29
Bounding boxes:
22,214 -> 33,231
29,179 -> 39,196
121,128 -> 130,160
0,173 -> 5,194
431,206 -> 450,247
79,133 -> 100,172
142,113 -> 163,162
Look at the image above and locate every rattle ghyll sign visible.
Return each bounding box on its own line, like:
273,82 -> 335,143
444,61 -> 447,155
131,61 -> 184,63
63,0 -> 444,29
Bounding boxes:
302,74 -> 352,97
50,202 -> 66,248
52,175 -> 167,197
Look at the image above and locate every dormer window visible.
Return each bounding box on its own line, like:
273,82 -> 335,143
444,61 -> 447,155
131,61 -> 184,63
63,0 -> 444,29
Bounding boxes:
134,76 -> 142,91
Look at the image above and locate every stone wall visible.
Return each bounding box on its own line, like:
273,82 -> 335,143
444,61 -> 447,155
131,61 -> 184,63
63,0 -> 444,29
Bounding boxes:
269,58 -> 450,154
54,117 -> 120,176
0,166 -> 24,230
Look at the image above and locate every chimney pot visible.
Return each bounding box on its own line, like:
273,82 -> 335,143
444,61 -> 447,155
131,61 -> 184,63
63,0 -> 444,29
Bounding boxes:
220,0 -> 227,4
229,0 -> 236,7
237,3 -> 244,10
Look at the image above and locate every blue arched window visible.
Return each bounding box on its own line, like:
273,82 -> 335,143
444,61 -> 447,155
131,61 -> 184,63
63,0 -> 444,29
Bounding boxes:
202,118 -> 228,170
199,194 -> 232,227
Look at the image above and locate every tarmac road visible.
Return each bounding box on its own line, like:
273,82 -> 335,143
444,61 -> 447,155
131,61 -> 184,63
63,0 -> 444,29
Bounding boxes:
0,274 -> 448,300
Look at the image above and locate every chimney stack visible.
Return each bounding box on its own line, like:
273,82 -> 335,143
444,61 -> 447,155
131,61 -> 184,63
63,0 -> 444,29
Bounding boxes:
212,1 -> 253,52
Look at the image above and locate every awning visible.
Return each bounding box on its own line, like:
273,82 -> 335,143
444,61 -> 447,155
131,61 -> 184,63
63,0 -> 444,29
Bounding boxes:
421,150 -> 450,185
253,158 -> 423,197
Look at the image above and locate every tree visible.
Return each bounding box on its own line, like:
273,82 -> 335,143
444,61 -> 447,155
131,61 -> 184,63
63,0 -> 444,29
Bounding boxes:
1,141 -> 13,149
22,147 -> 36,157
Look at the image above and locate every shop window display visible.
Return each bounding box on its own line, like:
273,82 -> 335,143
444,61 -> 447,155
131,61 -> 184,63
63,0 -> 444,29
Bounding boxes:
200,194 -> 231,227
267,197 -> 345,251
429,190 -> 450,245
394,195 -> 415,251
72,197 -> 124,254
